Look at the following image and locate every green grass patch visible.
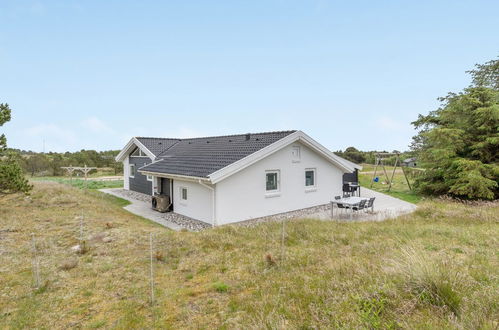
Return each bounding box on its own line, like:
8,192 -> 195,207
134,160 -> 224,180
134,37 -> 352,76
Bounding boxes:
212,282 -> 229,293
359,172 -> 422,203
32,177 -> 123,189
89,190 -> 131,207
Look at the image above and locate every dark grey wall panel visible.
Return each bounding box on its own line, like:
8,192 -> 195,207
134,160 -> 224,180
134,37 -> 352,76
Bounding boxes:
129,157 -> 152,195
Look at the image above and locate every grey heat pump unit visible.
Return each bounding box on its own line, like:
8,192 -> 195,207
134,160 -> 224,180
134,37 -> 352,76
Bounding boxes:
152,194 -> 171,213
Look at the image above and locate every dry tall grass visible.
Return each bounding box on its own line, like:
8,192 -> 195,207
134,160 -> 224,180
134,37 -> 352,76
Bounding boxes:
0,182 -> 497,329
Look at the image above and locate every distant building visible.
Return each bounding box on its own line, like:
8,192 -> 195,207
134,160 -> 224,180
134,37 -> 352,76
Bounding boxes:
402,157 -> 417,168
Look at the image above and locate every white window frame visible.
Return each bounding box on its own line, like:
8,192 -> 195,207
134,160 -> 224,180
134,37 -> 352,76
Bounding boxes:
291,146 -> 301,163
305,168 -> 316,189
145,163 -> 153,181
180,187 -> 188,201
265,170 -> 280,196
129,164 -> 135,178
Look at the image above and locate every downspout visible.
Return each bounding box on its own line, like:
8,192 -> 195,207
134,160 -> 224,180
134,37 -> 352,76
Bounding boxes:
198,180 -> 216,227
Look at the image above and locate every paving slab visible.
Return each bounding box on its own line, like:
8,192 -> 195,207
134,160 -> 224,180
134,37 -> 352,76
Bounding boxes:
309,187 -> 417,221
99,188 -> 183,231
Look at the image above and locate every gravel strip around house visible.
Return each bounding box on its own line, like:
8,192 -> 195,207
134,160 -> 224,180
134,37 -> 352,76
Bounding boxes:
160,212 -> 212,231
112,189 -> 152,203
235,204 -> 332,227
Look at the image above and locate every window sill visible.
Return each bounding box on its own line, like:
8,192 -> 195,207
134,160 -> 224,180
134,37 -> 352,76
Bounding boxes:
265,192 -> 281,198
305,187 -> 317,193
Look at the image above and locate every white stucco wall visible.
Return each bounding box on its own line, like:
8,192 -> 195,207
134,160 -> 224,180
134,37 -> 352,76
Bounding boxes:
123,157 -> 130,190
215,142 -> 345,225
173,179 -> 213,224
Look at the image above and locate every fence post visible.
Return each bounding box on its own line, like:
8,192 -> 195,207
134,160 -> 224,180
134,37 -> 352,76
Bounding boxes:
79,215 -> 84,245
280,219 -> 286,262
149,233 -> 155,305
31,233 -> 41,289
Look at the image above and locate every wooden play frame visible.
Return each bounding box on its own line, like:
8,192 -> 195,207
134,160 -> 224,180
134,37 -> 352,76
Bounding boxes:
60,165 -> 97,188
370,152 -> 412,192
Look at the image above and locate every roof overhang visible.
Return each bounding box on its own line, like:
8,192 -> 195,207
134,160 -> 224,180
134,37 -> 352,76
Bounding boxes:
335,156 -> 363,172
115,137 -> 156,162
138,169 -> 211,183
208,130 -> 361,184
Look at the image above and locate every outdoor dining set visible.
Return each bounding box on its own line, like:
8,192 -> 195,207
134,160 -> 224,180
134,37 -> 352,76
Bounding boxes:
330,194 -> 376,220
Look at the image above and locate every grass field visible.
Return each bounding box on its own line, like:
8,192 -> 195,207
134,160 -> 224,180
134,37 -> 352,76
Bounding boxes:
31,177 -> 123,190
1,182 -> 497,328
359,164 -> 423,204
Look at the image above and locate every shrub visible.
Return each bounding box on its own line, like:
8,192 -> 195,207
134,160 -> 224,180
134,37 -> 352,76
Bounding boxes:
212,282 -> 229,293
0,154 -> 32,194
393,247 -> 465,315
265,253 -> 276,267
154,251 -> 165,262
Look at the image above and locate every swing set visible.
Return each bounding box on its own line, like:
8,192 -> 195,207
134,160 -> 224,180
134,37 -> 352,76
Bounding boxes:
370,152 -> 412,192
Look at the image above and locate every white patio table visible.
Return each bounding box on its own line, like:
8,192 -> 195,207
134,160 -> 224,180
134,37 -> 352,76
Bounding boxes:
331,196 -> 369,220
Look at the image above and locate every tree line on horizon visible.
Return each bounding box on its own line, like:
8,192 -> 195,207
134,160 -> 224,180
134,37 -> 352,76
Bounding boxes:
333,147 -> 415,166
6,148 -> 123,177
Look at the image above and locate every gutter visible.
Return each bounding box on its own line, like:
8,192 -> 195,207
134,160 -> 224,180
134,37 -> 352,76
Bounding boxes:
198,180 -> 216,228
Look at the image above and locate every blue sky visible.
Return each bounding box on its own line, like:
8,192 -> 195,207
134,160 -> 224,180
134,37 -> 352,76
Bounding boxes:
1,1 -> 498,152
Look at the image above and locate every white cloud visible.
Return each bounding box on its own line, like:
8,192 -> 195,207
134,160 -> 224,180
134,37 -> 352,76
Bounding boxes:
23,123 -> 78,151
24,123 -> 76,142
81,116 -> 114,133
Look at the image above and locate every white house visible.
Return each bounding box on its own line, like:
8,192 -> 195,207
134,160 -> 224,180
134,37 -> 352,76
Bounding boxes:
115,130 -> 361,226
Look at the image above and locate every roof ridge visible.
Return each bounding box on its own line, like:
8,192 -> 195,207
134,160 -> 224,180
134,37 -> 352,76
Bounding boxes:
138,130 -> 297,141
180,130 -> 297,141
135,137 -> 182,140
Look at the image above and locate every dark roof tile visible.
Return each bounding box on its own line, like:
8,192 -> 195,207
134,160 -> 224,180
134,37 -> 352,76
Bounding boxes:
136,137 -> 180,156
139,131 -> 296,178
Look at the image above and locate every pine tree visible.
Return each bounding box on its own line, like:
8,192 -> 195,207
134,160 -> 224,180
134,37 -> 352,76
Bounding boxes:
411,59 -> 499,200
0,103 -> 32,194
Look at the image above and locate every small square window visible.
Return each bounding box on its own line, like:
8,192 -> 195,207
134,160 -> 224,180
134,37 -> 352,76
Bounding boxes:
305,169 -> 315,187
180,187 -> 188,201
129,164 -> 135,178
266,171 -> 280,191
147,175 -> 153,181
